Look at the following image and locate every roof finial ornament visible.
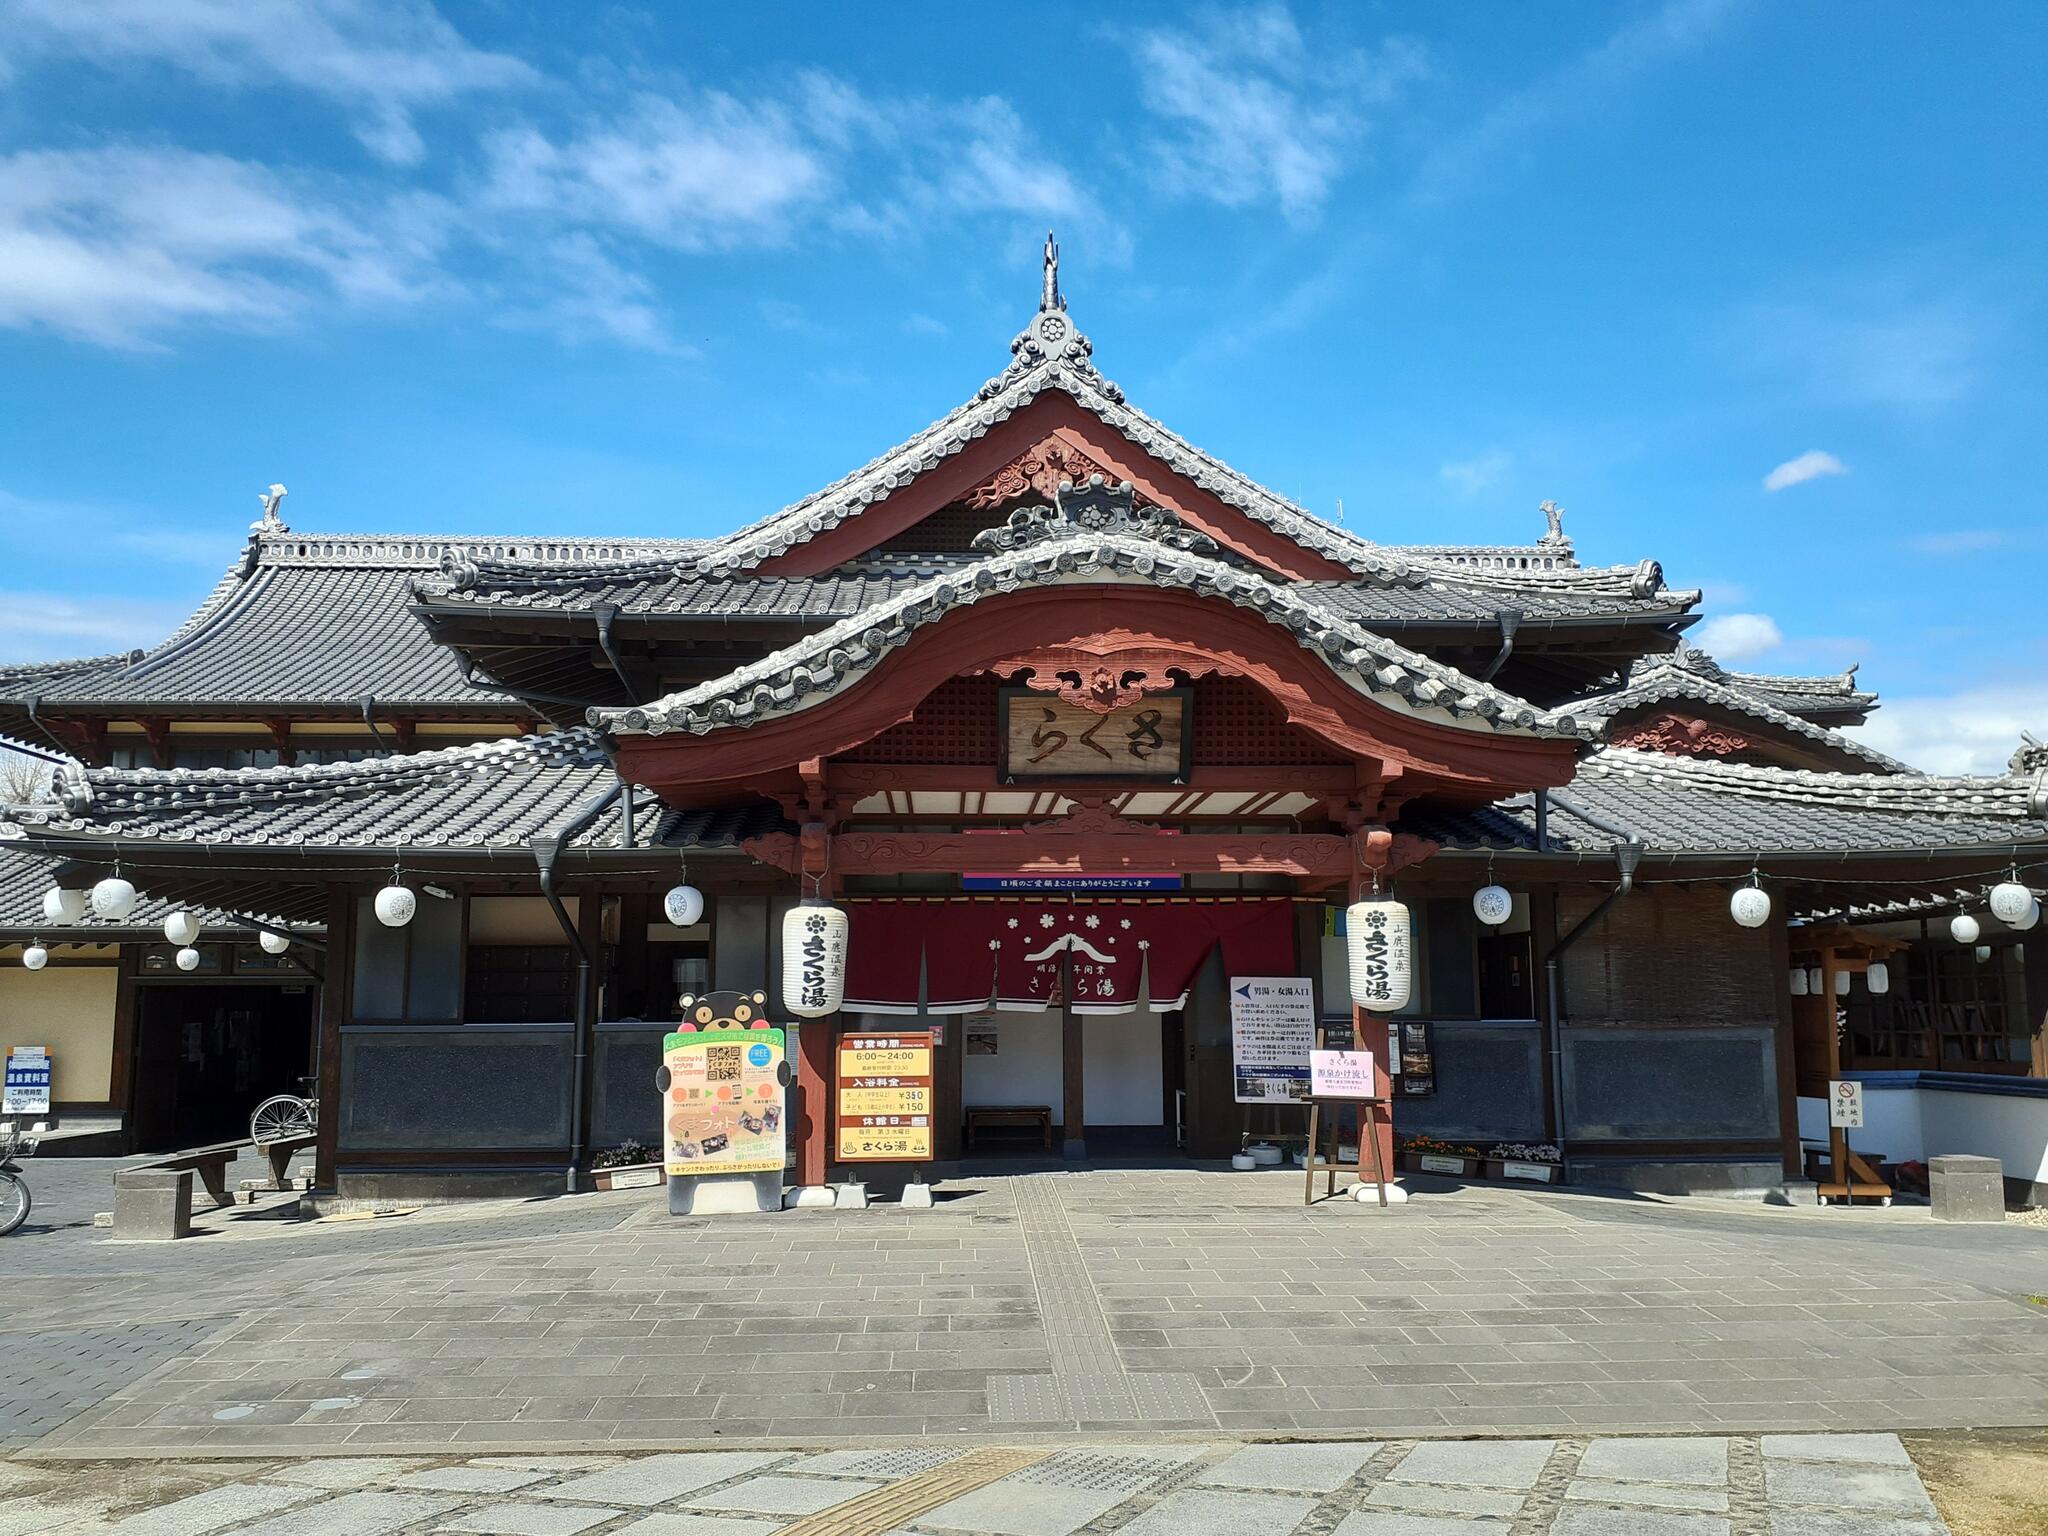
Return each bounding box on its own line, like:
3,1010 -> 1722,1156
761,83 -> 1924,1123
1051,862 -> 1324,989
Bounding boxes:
1041,229 -> 1064,313
252,483 -> 289,533
1538,499 -> 1567,545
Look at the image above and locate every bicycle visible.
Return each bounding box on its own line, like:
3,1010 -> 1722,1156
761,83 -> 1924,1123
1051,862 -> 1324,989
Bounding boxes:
250,1077 -> 320,1146
0,1123 -> 35,1236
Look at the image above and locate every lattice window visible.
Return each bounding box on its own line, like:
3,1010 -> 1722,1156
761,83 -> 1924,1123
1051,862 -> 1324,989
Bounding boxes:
877,502 -> 1015,554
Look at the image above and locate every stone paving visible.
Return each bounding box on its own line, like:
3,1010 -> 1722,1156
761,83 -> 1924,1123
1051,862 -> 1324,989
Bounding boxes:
0,1434 -> 1958,1534
1,1166 -> 2045,1458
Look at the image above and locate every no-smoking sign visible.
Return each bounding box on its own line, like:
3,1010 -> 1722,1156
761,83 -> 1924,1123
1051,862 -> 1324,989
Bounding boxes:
1828,1079 -> 1864,1130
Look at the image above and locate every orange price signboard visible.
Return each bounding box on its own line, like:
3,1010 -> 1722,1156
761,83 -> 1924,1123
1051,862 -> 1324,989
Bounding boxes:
836,1031 -> 934,1162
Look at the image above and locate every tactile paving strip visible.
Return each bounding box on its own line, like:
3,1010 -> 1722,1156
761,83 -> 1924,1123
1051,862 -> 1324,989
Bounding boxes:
774,1446 -> 1053,1536
994,1177 -> 1217,1427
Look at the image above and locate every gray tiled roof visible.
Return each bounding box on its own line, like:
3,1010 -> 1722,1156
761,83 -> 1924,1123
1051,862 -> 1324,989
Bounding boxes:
1568,648 -> 1902,770
5,728 -> 782,856
422,296 -> 1694,610
593,518 -> 1598,742
1719,664 -> 1878,721
0,846 -> 246,939
0,532 -> 697,711
1400,748 -> 2048,856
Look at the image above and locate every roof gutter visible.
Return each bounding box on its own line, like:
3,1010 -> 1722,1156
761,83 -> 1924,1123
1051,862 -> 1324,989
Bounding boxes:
529,782 -> 623,1195
1476,610 -> 1522,684
593,603 -> 639,706
358,695 -> 390,752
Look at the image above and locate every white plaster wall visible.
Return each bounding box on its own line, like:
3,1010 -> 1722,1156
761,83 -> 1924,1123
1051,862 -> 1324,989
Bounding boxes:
962,1011 -> 1062,1111
1797,1089 -> 2048,1184
1085,1012 -> 1163,1125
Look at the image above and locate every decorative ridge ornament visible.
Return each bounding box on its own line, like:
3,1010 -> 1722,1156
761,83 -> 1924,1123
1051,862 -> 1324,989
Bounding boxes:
970,477 -> 1219,556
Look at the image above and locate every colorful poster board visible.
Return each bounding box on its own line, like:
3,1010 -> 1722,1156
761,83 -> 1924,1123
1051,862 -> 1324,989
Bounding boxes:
1229,977 -> 1316,1103
3,1046 -> 50,1116
661,1028 -> 786,1176
1309,1048 -> 1377,1099
837,1031 -> 934,1161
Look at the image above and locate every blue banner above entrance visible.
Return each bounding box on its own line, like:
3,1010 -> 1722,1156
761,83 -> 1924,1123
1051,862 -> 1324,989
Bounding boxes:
961,873 -> 1183,893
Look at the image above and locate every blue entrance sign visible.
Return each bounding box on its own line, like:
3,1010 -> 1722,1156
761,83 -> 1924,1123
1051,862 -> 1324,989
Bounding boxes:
3,1046 -> 52,1116
961,873 -> 1182,893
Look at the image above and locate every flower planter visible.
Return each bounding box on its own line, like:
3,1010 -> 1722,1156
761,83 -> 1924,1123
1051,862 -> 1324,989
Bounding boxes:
1483,1157 -> 1560,1185
593,1162 -> 666,1192
1400,1150 -> 1478,1178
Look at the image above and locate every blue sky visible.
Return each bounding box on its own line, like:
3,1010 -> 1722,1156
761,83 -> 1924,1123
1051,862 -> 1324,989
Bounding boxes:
0,0 -> 2043,771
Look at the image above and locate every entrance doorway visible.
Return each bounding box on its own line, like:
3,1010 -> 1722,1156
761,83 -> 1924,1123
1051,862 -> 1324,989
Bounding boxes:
129,984 -> 315,1151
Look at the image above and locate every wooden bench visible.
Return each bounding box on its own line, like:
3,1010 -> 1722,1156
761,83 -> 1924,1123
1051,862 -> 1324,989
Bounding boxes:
255,1131 -> 318,1191
138,1140 -> 246,1210
966,1105 -> 1053,1151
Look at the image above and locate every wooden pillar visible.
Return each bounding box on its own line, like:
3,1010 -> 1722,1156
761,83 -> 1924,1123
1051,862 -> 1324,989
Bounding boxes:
1351,872 -> 1396,1183
313,887 -> 353,1193
1530,885 -> 1561,1142
1768,913 -> 1803,1179
108,944 -> 140,1141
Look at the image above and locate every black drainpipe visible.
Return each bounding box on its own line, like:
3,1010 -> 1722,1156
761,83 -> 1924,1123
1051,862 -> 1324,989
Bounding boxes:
1476,609 -> 1523,683
359,694 -> 390,752
593,603 -> 639,705
530,783 -> 624,1194
1540,798 -> 1648,1159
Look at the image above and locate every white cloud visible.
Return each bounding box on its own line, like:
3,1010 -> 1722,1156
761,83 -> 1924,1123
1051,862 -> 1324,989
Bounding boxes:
1848,684 -> 2048,776
1740,283 -> 1982,410
0,0 -> 534,164
1438,450 -> 1509,496
0,146 -> 451,346
1905,529 -> 2011,556
1692,612 -> 1783,662
503,232 -> 686,355
1125,5 -> 1427,220
0,591 -> 189,660
1762,450 -> 1848,492
479,94 -> 829,252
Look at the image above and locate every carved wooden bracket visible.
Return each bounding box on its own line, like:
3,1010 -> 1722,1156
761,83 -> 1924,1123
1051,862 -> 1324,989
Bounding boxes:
964,435 -> 1118,511
1613,709 -> 1759,759
981,640 -> 1222,714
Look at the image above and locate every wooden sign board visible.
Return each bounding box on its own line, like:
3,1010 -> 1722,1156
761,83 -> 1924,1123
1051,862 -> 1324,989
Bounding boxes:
837,1031 -> 935,1162
1000,690 -> 1189,780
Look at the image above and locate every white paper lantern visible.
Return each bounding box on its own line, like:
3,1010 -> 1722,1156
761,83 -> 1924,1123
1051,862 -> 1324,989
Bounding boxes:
1729,884 -> 1772,929
22,944 -> 48,971
1472,885 -> 1514,927
374,884 -> 418,928
2022,898 -> 2042,932
175,946 -> 201,972
258,929 -> 292,955
1990,880 -> 2034,926
1834,969 -> 1851,996
1976,944 -> 1993,962
163,911 -> 200,946
91,876 -> 138,920
663,884 -> 705,928
782,901 -> 848,1017
41,887 -> 86,924
1346,899 -> 1413,1012
1950,913 -> 1981,945
1789,968 -> 1808,996
1809,967 -> 1824,994
1867,962 -> 1889,995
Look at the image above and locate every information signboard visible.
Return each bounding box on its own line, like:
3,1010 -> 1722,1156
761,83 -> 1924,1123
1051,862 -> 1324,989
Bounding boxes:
661,1029 -> 787,1177
1397,1021 -> 1436,1097
837,1031 -> 935,1161
3,1046 -> 51,1116
1828,1079 -> 1864,1130
1229,977 -> 1316,1103
1309,1049 -> 1377,1100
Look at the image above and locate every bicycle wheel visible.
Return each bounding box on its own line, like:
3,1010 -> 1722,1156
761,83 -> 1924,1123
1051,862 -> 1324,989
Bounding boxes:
0,1172 -> 29,1236
250,1095 -> 315,1144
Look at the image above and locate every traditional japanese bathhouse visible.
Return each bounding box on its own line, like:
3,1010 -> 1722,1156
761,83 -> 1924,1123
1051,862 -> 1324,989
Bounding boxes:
4,244 -> 2045,1201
